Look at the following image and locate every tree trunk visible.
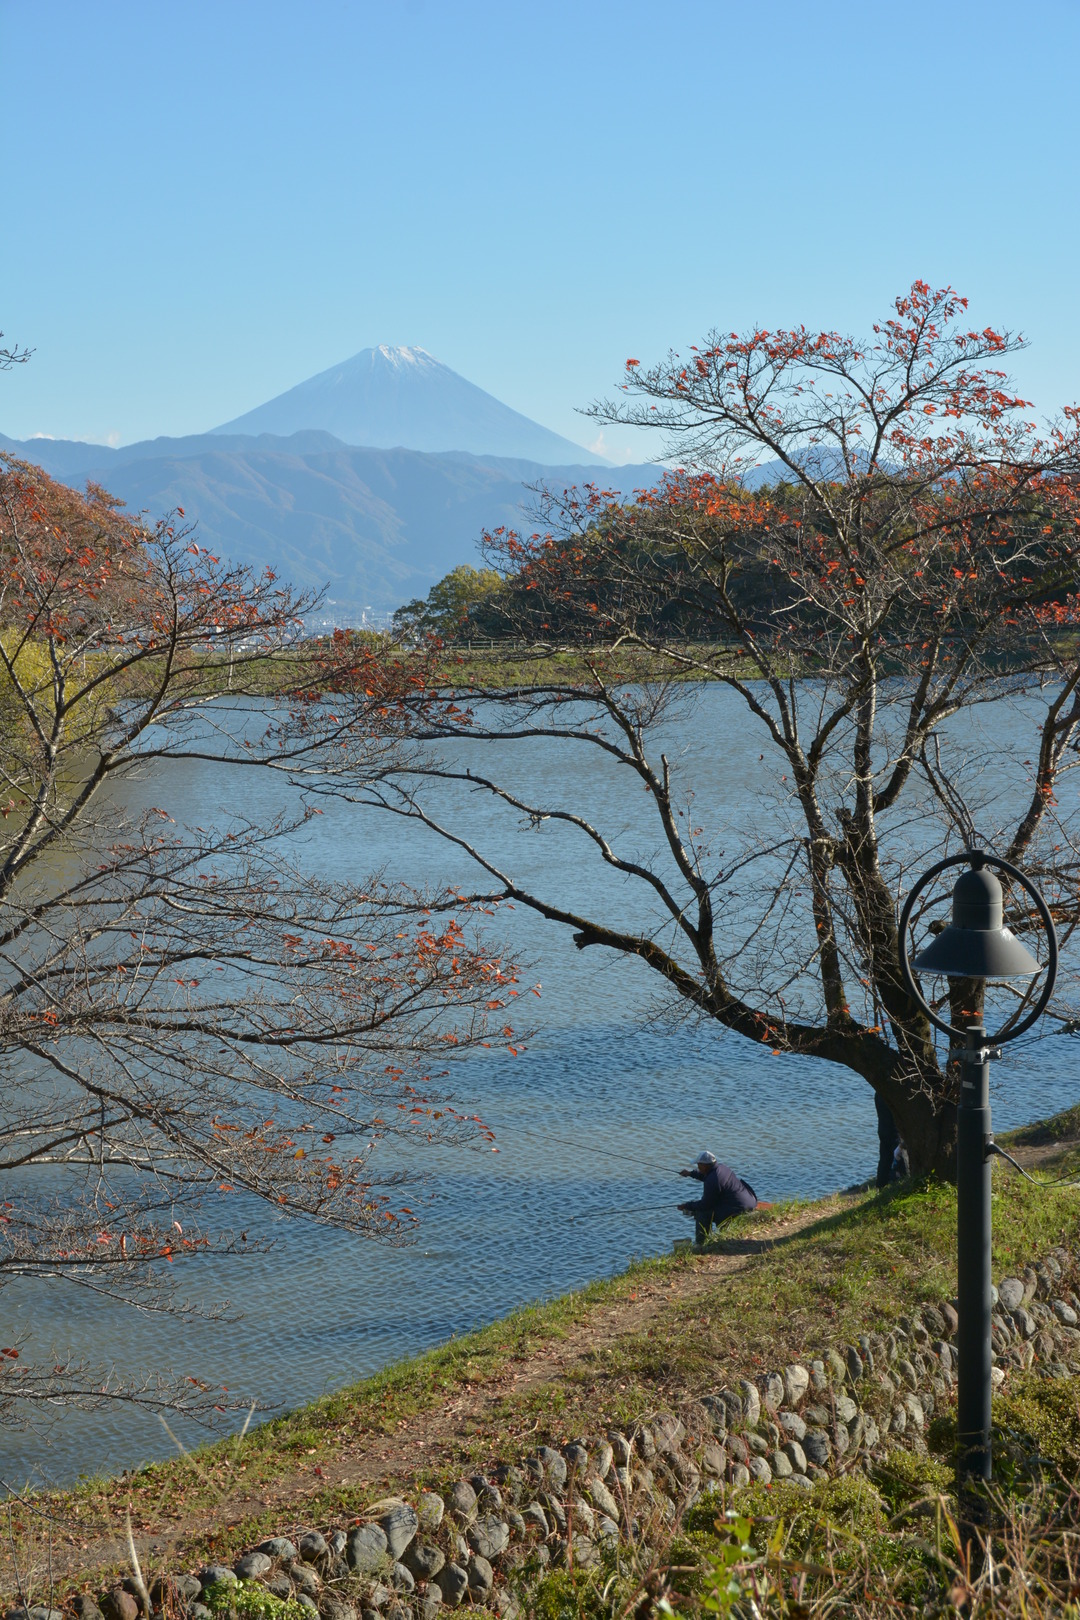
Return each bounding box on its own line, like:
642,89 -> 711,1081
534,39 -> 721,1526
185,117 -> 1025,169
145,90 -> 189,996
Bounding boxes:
890,1085 -> 957,1180
847,1040 -> 957,1180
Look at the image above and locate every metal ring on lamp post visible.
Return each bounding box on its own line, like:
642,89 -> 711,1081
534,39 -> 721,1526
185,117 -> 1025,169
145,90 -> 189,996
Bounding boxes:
898,850 -> 1058,1043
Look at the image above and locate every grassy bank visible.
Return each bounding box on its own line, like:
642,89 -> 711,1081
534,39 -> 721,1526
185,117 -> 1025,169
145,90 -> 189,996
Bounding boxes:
6,1105 -> 1080,1611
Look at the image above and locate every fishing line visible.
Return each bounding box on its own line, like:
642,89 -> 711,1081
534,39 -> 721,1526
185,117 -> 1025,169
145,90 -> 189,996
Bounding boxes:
563,1200 -> 683,1225
498,1121 -> 692,1176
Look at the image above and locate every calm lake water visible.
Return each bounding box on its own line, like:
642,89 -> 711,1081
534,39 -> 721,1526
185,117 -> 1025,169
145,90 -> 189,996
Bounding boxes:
3,683 -> 1078,1487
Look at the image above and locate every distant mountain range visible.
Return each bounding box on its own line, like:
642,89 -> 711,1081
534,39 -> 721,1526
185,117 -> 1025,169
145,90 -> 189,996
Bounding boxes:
213,345 -> 601,465
0,427 -> 657,617
1,346 -> 654,618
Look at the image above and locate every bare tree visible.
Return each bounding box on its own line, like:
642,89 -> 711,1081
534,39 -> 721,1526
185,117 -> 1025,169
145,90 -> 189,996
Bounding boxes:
0,454 -> 521,1428
362,283 -> 1080,1180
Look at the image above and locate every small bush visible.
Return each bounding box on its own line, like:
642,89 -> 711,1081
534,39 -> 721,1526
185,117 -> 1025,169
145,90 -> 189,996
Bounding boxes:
202,1581 -> 308,1620
869,1447 -> 952,1509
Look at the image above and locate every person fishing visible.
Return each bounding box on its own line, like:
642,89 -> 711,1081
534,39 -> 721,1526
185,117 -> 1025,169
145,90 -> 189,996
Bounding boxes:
677,1150 -> 758,1245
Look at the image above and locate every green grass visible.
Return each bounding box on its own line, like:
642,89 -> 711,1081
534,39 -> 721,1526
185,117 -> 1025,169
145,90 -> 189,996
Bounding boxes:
7,1130 -> 1080,1603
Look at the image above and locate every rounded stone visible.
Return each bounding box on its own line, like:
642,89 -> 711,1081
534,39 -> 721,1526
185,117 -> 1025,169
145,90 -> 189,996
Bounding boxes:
234,1554 -> 272,1581
729,1462 -> 751,1489
466,1555 -> 494,1597
290,1566 -> 321,1597
783,1440 -> 807,1473
762,1373 -> 784,1413
563,1443 -> 589,1474
783,1364 -> 810,1406
588,1476 -> 621,1522
403,1543 -> 445,1580
536,1446 -> 567,1490
380,1503 -> 419,1560
747,1455 -> 772,1485
468,1516 -> 510,1561
448,1480 -> 477,1520
788,1473 -> 814,1492
699,1396 -> 728,1436
824,1349 -> 847,1385
102,1595 -> 139,1620
522,1502 -> 549,1536
389,1564 -> 414,1593
896,1358 -> 918,1391
298,1533 -> 327,1564
198,1569 -> 238,1593
778,1410 -> 806,1442
652,1411 -> 686,1453
802,1429 -> 830,1468
702,1443 -> 726,1476
608,1431 -> 632,1464
919,1304 -> 946,1337
738,1379 -> 761,1426
347,1524 -> 389,1574
834,1394 -> 857,1425
258,1539 -> 298,1562
633,1424 -> 656,1459
769,1449 -> 792,1478
571,1536 -> 600,1569
435,1565 -> 469,1608
940,1302 -> 959,1336
998,1277 -> 1025,1312
418,1492 -> 445,1532
1054,1299 -> 1079,1326
492,1463 -> 524,1503
571,1499 -> 596,1537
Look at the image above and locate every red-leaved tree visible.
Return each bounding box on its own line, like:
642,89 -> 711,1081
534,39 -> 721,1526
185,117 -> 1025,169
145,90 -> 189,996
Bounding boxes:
0,453 -> 522,1429
364,283 -> 1080,1179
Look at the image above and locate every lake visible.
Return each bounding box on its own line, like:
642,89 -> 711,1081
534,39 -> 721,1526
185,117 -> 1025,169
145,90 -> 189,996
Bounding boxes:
3,682 -> 1077,1487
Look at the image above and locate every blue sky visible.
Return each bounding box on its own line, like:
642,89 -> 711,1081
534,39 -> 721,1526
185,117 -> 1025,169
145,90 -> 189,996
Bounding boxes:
2,0 -> 1079,461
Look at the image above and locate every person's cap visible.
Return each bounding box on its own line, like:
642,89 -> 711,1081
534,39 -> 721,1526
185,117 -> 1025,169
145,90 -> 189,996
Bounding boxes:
696,1150 -> 717,1165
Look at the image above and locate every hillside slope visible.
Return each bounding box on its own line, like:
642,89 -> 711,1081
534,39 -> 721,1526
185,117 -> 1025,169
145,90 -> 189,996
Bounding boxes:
0,430 -> 657,615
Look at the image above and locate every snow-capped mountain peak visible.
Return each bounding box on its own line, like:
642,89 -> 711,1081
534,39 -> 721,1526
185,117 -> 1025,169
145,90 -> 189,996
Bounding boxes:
212,345 -> 601,463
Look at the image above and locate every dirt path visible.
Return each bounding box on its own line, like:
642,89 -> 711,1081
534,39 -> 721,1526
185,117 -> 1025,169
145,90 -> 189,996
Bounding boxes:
6,1200 -> 836,1594
8,1133 -> 1068,1596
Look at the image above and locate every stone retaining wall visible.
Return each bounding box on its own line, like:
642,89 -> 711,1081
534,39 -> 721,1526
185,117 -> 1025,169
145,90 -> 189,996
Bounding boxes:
13,1244 -> 1080,1620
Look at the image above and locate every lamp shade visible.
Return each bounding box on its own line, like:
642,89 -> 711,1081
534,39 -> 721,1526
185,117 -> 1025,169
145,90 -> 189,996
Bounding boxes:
911,861 -> 1042,980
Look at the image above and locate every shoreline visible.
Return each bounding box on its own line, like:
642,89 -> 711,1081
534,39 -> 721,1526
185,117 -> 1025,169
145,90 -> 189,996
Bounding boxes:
6,1102 -> 1080,1601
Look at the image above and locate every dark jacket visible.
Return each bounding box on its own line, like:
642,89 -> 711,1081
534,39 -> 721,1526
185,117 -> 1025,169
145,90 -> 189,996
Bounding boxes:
686,1161 -> 757,1223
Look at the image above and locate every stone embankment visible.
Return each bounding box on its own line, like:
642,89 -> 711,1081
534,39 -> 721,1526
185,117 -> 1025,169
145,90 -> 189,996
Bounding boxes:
12,1246 -> 1079,1620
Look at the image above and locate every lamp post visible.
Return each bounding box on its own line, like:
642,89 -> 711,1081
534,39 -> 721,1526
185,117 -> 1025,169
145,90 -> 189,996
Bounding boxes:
898,850 -> 1058,1483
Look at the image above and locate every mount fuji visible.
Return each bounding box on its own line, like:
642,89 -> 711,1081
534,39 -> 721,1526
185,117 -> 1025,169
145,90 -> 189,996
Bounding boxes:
212,345 -> 604,465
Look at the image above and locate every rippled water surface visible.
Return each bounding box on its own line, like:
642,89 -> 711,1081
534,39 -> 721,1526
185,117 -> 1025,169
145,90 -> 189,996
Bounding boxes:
4,685 -> 1078,1486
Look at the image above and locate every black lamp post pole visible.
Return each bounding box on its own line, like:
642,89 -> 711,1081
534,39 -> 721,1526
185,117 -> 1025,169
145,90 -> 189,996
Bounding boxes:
955,1023 -> 993,1481
900,849 -> 1059,1493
